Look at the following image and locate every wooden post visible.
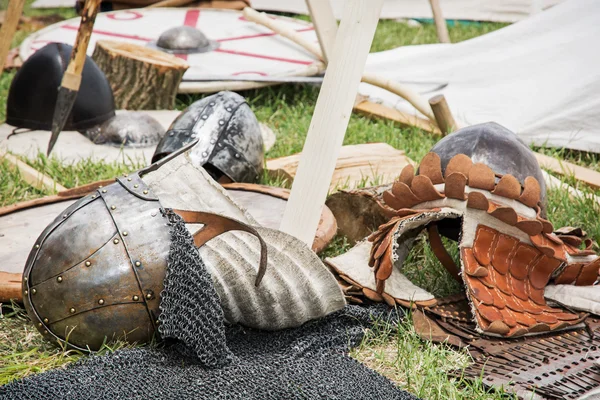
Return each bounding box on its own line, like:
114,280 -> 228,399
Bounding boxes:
305,0 -> 337,63
0,0 -> 26,72
279,0 -> 383,246
429,94 -> 456,135
92,40 -> 189,110
429,0 -> 450,43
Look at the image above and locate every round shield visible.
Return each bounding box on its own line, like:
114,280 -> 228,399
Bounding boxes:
19,8 -> 321,93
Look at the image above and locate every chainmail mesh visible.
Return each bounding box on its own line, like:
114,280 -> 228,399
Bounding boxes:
0,209 -> 418,400
158,209 -> 233,367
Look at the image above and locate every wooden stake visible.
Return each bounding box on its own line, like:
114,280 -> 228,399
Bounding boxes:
146,0 -> 195,7
243,6 -> 439,125
243,8 -> 323,61
92,40 -> 189,110
0,0 -> 26,72
305,0 -> 337,63
0,150 -> 67,192
429,0 -> 450,43
279,0 -> 383,246
429,94 -> 456,135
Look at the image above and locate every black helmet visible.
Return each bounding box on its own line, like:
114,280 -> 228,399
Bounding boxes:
6,43 -> 115,131
152,91 -> 264,183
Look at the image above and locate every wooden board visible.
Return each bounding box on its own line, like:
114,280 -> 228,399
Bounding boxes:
0,183 -> 337,290
19,8 -> 323,93
354,100 -> 441,135
267,142 -> 412,192
535,152 -> 600,190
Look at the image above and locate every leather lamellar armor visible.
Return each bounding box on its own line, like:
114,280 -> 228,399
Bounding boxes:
7,43 -> 115,132
152,91 -> 264,183
21,167 -> 266,351
327,122 -> 600,338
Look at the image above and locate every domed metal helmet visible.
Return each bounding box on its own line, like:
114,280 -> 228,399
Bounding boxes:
152,91 -> 264,183
429,122 -> 547,215
22,142 -> 345,352
6,43 -> 115,131
21,150 -> 267,351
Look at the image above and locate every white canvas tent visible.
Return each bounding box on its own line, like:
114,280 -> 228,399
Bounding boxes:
250,0 -> 563,22
360,0 -> 600,152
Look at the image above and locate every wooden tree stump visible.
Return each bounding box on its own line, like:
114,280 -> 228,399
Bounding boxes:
92,40 -> 189,110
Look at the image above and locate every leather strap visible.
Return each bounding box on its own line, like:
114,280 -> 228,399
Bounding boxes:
427,223 -> 461,282
172,209 -> 268,287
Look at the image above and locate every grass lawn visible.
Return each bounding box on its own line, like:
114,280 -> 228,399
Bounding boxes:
1,4 -> 599,399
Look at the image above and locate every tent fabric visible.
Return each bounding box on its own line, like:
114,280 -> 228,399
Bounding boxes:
249,0 -> 563,23
360,0 -> 600,153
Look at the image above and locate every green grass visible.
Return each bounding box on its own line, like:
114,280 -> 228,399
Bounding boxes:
0,8 -> 598,399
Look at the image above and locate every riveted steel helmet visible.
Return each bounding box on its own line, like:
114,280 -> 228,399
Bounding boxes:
21,151 -> 266,351
152,91 -> 264,183
6,43 -> 115,131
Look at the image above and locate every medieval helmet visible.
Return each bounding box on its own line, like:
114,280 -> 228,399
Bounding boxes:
327,122 -> 599,338
152,91 -> 264,183
21,160 -> 267,352
429,122 -> 547,215
6,43 -> 115,131
22,142 -> 344,352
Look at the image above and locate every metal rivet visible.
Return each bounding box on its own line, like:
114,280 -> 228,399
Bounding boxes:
70,308 -> 75,313
202,115 -> 208,120
169,132 -> 174,136
127,178 -> 132,182
91,195 -> 96,199
146,293 -> 152,299
43,330 -> 48,334
210,139 -> 216,144
113,239 -> 120,244
123,231 -> 128,236
135,261 -> 141,267
219,120 -> 225,125
57,276 -> 63,283
143,190 -> 149,195
151,212 -> 157,217
202,152 -> 208,157
85,261 -> 91,267
133,184 -> 139,188
43,318 -> 49,323
24,290 -> 28,295
133,295 -> 139,301
98,299 -> 105,305
63,214 -> 68,218
110,205 -> 116,210
102,189 -> 107,193
38,323 -> 42,327
31,289 -> 37,295
235,153 -> 240,159
226,107 -> 232,112
23,277 -> 27,282
35,244 -> 40,249
156,320 -> 160,324
209,102 -> 215,106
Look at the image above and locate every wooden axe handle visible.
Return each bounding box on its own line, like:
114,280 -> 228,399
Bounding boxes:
0,0 -> 26,72
62,0 -> 102,90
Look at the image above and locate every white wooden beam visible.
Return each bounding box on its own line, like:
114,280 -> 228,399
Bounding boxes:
305,0 -> 337,63
279,0 -> 384,246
